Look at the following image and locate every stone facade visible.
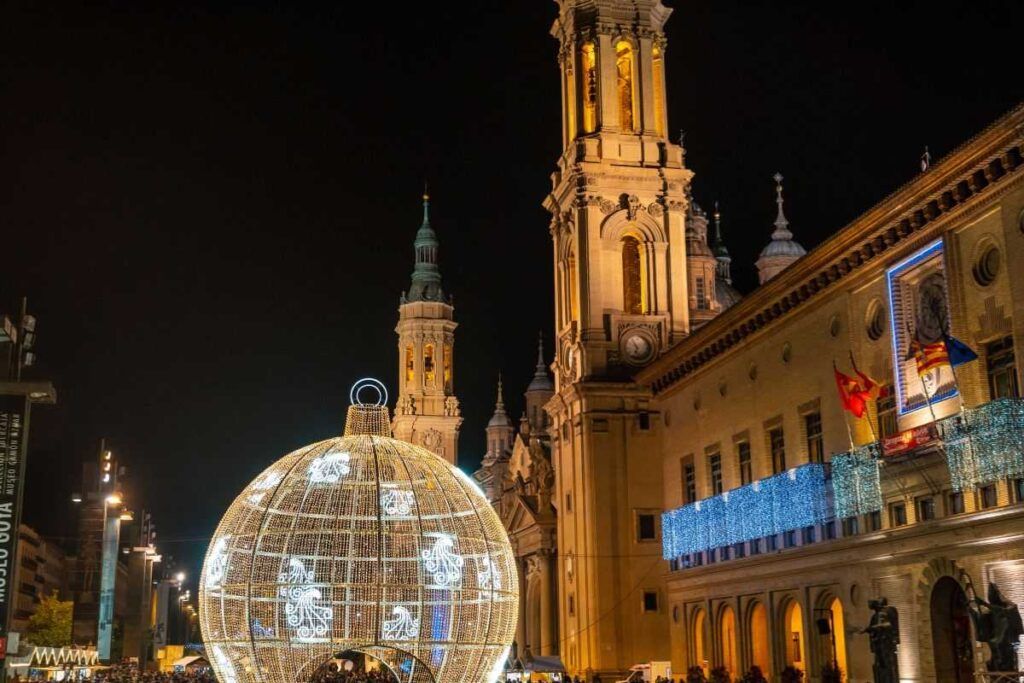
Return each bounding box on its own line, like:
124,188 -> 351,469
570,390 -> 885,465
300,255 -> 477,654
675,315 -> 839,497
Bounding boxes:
638,106 -> 1024,681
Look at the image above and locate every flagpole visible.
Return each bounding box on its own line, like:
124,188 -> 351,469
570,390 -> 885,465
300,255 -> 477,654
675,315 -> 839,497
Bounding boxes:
849,351 -> 881,444
944,333 -> 980,487
834,360 -> 857,450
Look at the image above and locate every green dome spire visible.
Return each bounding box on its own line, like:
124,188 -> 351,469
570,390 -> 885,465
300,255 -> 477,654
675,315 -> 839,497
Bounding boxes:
406,187 -> 445,303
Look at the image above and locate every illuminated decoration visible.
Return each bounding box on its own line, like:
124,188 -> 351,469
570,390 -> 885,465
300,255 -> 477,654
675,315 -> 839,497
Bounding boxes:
662,464 -> 828,559
831,444 -> 883,518
279,558 -> 332,641
308,448 -> 351,483
205,536 -> 229,586
421,533 -> 464,589
382,606 -> 420,642
199,379 -> 517,683
886,239 -> 958,415
211,646 -> 237,683
380,487 -> 416,517
942,398 -> 1024,491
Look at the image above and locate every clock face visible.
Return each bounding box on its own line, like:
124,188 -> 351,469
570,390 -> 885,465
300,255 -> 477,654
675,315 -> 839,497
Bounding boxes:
623,333 -> 653,363
915,274 -> 948,343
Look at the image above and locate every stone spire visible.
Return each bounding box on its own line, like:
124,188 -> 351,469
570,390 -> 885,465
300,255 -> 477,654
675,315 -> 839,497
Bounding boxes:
488,374 -> 512,428
756,172 -> 807,285
406,188 -> 445,303
527,333 -> 554,393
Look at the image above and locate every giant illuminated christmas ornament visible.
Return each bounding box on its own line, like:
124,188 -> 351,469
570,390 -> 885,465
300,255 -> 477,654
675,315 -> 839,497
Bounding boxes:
199,379 -> 518,683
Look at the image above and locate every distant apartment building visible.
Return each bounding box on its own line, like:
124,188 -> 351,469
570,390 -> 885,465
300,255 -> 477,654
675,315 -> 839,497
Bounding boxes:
10,524 -> 68,636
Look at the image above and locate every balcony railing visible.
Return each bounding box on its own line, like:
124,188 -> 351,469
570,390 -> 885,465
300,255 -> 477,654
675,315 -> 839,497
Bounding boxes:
661,463 -> 829,559
663,398 -> 1024,564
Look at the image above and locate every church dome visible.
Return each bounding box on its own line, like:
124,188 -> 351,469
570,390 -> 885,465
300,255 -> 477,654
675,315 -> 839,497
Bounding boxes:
759,237 -> 807,259
199,381 -> 518,683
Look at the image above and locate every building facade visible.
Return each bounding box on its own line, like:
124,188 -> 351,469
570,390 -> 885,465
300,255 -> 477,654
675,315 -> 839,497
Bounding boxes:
10,524 -> 67,636
392,193 -> 463,466
640,106 -> 1024,681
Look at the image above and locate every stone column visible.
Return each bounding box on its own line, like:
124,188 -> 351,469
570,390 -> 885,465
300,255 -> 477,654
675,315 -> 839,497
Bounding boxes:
516,557 -> 527,656
540,549 -> 554,655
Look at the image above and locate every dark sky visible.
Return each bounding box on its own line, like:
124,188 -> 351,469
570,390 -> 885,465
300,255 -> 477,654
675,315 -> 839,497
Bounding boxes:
2,1 -> 1021,579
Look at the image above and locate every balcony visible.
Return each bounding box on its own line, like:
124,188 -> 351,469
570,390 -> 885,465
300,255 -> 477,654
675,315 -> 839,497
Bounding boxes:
662,398 -> 1024,567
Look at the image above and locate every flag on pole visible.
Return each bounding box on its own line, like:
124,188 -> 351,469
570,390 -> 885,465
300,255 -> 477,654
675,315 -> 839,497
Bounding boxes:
849,351 -> 889,400
834,364 -> 869,418
908,338 -> 950,376
943,333 -> 978,367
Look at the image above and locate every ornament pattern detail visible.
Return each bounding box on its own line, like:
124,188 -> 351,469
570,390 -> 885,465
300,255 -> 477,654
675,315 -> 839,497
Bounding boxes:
247,471 -> 283,504
421,533 -> 464,588
308,450 -> 351,484
278,558 -> 332,641
380,488 -> 415,517
211,646 -> 237,683
206,537 -> 229,587
381,605 -> 420,641
477,556 -> 501,590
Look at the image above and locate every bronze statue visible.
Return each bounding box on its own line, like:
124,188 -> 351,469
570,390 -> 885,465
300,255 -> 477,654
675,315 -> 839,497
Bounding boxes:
860,597 -> 900,683
967,579 -> 1024,672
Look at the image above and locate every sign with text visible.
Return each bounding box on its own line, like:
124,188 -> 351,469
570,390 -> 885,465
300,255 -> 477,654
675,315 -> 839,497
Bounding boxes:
0,393 -> 27,658
882,422 -> 939,457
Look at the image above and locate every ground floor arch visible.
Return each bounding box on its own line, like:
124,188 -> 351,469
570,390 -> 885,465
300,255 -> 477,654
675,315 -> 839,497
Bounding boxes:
781,599 -> 806,674
930,576 -> 974,683
747,601 -> 770,675
310,647 -> 437,683
691,608 -> 708,673
718,605 -> 739,676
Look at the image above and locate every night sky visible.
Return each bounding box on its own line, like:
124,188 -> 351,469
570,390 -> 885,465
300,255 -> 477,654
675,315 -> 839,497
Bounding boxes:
2,1 -> 1022,579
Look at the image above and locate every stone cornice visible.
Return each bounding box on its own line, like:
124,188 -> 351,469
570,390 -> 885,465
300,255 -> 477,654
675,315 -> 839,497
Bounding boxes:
638,103 -> 1024,396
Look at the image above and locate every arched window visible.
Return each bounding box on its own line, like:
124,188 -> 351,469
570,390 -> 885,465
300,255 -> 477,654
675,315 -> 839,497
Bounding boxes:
615,40 -> 636,132
424,344 -> 435,385
405,345 -> 414,384
750,602 -> 770,673
622,235 -> 646,315
580,43 -> 598,133
825,597 -> 848,679
565,62 -> 577,142
443,343 -> 452,390
719,605 -> 739,676
652,44 -> 666,137
692,608 -> 708,674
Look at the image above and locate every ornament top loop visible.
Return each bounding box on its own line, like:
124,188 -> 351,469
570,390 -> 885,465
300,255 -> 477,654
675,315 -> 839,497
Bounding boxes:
350,378 -> 388,408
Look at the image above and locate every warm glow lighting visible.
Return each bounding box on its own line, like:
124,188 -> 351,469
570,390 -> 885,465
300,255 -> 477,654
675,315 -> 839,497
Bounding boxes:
105,494 -> 122,506
176,572 -> 186,583
199,392 -> 517,683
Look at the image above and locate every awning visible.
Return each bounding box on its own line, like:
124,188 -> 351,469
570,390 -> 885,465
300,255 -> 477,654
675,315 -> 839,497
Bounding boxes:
172,656 -> 209,668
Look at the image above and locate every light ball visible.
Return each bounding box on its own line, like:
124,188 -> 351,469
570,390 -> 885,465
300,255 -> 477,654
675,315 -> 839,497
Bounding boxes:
199,390 -> 518,683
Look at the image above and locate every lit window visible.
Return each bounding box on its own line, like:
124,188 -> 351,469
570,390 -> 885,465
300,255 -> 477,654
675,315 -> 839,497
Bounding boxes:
651,44 -> 666,137
889,502 -> 907,527
980,484 -> 998,509
917,496 -> 936,521
737,442 -> 752,485
946,491 -> 965,515
405,345 -> 414,384
769,427 -> 786,474
682,457 -> 696,505
805,412 -> 823,464
709,453 -> 723,495
423,344 -> 435,385
580,43 -> 598,133
622,236 -> 645,315
986,336 -> 1019,399
443,344 -> 452,390
615,40 -> 635,132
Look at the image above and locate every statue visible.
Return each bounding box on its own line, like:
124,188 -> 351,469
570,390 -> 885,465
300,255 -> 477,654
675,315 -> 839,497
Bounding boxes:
860,597 -> 900,683
967,578 -> 1024,672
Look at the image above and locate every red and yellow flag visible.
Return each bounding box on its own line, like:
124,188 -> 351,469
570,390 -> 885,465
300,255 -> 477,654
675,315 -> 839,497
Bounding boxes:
834,365 -> 869,418
908,338 -> 950,376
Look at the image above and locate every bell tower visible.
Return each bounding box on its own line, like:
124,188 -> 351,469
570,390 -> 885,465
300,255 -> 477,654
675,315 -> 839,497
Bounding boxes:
393,191 -> 462,465
544,1 -> 687,678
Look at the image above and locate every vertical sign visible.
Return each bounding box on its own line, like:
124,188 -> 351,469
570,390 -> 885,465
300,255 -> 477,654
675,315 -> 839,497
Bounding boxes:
0,394 -> 27,664
97,514 -> 120,660
154,580 -> 169,649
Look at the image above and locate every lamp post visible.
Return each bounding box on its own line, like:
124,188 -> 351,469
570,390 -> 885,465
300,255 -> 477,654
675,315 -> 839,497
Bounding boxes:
0,298 -> 55,683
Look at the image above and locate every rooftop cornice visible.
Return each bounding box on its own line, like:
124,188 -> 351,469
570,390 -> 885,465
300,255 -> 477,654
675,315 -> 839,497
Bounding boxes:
637,102 -> 1024,396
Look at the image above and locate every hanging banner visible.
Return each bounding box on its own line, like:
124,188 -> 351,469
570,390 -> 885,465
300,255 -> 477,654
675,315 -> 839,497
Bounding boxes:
0,393 -> 27,663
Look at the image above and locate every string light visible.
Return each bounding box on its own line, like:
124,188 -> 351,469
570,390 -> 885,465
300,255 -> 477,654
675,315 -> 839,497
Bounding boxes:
943,398 -> 1024,491
831,443 -> 883,518
199,393 -> 517,683
662,464 -> 828,558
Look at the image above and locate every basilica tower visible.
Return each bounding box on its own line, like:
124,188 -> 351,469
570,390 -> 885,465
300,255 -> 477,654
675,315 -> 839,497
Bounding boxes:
393,192 -> 462,465
543,1 -> 689,678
